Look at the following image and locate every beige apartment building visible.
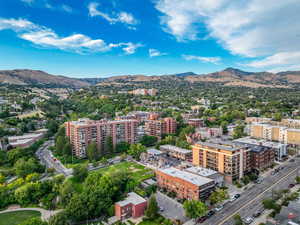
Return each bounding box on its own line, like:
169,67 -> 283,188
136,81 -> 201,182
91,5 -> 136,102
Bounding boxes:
192,141 -> 251,183
65,118 -> 138,158
250,123 -> 300,145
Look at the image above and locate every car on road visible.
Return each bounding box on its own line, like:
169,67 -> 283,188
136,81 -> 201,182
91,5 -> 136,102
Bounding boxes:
244,216 -> 254,224
206,210 -> 215,218
230,196 -> 236,202
159,207 -> 164,212
253,209 -> 263,217
214,205 -> 223,211
234,193 -> 241,199
289,159 -> 295,162
197,216 -> 207,223
289,183 -> 295,188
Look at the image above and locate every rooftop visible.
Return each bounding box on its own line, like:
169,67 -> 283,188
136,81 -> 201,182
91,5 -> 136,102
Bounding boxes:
234,137 -> 287,149
147,148 -> 164,155
195,141 -> 241,151
116,192 -> 146,207
159,145 -> 192,154
185,166 -> 218,177
158,167 -> 214,186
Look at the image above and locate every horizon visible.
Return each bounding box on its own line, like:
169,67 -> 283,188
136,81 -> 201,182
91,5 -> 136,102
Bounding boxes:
1,1 -> 300,77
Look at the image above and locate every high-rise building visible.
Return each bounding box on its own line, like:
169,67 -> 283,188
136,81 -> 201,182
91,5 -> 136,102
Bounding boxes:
145,117 -> 176,140
65,118 -> 138,158
192,141 -> 252,183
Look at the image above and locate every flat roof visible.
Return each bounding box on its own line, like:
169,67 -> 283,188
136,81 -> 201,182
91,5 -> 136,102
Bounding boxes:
8,132 -> 43,141
159,145 -> 191,154
195,141 -> 241,151
158,167 -> 214,186
147,148 -> 164,155
185,166 -> 218,177
116,192 -> 146,207
234,137 -> 287,149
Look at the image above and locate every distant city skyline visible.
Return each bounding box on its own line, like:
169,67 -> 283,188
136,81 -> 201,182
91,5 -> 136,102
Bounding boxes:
0,0 -> 299,77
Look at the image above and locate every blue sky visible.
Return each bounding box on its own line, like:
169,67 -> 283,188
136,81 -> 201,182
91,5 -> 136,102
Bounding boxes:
0,0 -> 299,77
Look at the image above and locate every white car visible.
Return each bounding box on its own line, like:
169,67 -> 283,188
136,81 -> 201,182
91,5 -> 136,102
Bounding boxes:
214,205 -> 223,211
230,196 -> 236,202
244,216 -> 254,224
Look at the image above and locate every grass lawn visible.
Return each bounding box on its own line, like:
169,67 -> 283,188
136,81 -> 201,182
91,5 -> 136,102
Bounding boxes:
0,211 -> 41,225
95,161 -> 154,183
138,221 -> 161,225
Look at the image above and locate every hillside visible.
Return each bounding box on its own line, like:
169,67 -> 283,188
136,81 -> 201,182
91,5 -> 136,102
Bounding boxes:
0,69 -> 90,88
96,68 -> 300,89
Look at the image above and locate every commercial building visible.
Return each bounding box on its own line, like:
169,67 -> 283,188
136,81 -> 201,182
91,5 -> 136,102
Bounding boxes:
192,141 -> 251,183
65,118 -> 138,158
115,192 -> 147,220
8,129 -> 47,149
145,117 -> 176,140
234,137 -> 287,161
156,167 -> 215,200
185,166 -> 224,187
159,145 -> 192,161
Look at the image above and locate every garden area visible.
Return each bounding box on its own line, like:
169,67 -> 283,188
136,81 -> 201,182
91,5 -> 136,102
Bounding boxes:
0,210 -> 41,225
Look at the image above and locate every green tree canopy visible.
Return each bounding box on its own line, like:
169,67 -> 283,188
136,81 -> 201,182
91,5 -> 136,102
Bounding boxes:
183,200 -> 208,219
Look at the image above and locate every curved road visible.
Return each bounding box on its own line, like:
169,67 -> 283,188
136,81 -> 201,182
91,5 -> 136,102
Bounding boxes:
0,207 -> 62,221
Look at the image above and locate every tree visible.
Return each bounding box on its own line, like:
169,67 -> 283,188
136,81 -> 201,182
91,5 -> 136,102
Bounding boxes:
233,124 -> 246,139
0,173 -> 5,184
48,211 -> 71,225
72,164 -> 88,182
183,200 -> 208,219
86,141 -> 98,161
18,217 -> 47,225
209,188 -> 229,205
221,121 -> 229,134
295,176 -> 300,184
55,136 -> 66,154
63,141 -> 72,156
145,195 -> 159,219
127,143 -> 146,160
15,158 -> 43,178
140,135 -> 158,147
273,112 -> 282,121
233,214 -> 243,225
116,141 -> 130,153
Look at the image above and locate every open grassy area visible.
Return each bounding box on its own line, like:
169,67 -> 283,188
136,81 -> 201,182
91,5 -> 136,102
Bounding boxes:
138,221 -> 161,225
95,161 -> 154,183
0,211 -> 41,225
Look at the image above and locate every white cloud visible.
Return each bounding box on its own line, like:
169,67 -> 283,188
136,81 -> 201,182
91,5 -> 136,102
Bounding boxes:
149,49 -> 167,57
0,18 -> 142,54
61,4 -> 73,13
183,54 -> 221,64
156,0 -> 300,71
88,2 -> 138,26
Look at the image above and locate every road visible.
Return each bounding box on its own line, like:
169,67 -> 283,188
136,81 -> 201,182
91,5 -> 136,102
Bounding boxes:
199,157 -> 300,225
36,140 -> 72,176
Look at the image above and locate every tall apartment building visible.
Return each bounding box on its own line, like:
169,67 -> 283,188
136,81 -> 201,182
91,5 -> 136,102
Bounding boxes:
145,117 -> 176,140
156,167 -> 215,201
250,123 -> 300,146
192,141 -> 251,183
130,88 -> 158,96
65,118 -> 138,158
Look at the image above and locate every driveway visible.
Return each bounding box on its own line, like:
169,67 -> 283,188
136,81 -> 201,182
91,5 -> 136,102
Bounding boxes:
155,191 -> 189,223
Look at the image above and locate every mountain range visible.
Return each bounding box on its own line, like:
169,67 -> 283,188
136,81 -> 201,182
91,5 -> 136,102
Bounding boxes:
1,68 -> 300,89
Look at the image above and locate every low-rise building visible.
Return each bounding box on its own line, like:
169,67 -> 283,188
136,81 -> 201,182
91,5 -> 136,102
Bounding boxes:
156,167 -> 215,200
159,145 -> 192,161
115,192 -> 147,220
8,131 -> 45,149
185,166 -> 224,187
187,119 -> 204,128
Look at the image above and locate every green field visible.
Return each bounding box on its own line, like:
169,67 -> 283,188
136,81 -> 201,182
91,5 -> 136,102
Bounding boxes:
95,161 -> 154,183
0,211 -> 41,225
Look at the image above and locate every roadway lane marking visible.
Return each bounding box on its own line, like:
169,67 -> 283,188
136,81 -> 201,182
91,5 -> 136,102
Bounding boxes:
217,167 -> 299,225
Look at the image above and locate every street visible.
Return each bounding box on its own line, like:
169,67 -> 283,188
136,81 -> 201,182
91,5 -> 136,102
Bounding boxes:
199,157 -> 300,225
36,140 -> 73,176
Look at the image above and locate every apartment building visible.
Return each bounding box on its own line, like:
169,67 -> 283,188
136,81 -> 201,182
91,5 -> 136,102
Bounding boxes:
245,117 -> 272,124
145,117 -> 176,140
65,118 -> 138,158
250,123 -> 300,146
192,141 -> 251,183
156,167 -> 215,200
159,145 -> 192,161
187,119 -> 204,128
130,88 -> 158,96
115,192 -> 147,220
234,137 -> 287,161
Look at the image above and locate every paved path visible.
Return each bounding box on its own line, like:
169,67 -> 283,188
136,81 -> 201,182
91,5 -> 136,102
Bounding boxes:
0,207 -> 62,221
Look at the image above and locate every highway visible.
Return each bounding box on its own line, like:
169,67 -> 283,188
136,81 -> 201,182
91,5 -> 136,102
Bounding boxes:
200,157 -> 300,225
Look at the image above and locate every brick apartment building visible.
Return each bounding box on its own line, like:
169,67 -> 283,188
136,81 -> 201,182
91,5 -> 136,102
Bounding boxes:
145,117 -> 177,140
156,167 -> 215,200
115,192 -> 147,220
192,141 -> 252,183
187,119 -> 204,128
65,118 -> 138,158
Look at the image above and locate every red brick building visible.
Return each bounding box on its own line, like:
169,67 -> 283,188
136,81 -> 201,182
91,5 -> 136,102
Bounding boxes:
156,167 -> 215,200
145,117 -> 177,140
65,118 -> 138,158
115,192 -> 147,220
187,119 -> 204,128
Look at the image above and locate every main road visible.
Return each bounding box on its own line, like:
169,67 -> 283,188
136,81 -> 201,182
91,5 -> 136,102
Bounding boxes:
200,157 -> 300,225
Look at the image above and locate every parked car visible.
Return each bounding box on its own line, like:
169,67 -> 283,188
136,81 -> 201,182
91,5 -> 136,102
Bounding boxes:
230,196 -> 236,202
197,216 -> 207,223
214,205 -> 223,211
244,216 -> 254,224
289,159 -> 295,162
289,183 -> 295,188
253,209 -> 263,217
206,210 -> 215,218
234,194 -> 241,199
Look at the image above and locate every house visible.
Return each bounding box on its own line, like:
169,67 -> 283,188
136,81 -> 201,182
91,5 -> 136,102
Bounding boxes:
115,192 -> 147,220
